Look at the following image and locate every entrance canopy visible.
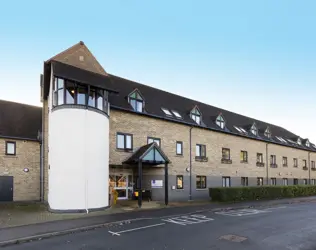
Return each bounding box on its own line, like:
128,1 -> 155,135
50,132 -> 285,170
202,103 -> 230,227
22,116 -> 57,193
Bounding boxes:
122,142 -> 170,165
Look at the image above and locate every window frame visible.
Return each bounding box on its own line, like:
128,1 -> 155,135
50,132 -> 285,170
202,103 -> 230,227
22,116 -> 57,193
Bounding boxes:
282,156 -> 288,167
250,123 -> 258,136
196,144 -> 206,157
222,148 -> 230,160
293,158 -> 298,167
240,150 -> 248,162
293,178 -> 298,185
270,155 -> 276,165
311,179 -> 315,185
270,178 -> 277,185
257,153 -> 263,163
116,133 -> 133,151
241,177 -> 248,186
283,178 -> 288,186
303,159 -> 307,168
215,114 -> 225,129
176,175 -> 183,189
303,179 -> 308,185
312,161 -> 315,169
5,141 -> 16,156
176,141 -> 183,155
196,175 -> 207,189
129,90 -> 144,112
257,177 -> 263,186
190,107 -> 201,125
147,137 -> 161,147
222,176 -> 231,187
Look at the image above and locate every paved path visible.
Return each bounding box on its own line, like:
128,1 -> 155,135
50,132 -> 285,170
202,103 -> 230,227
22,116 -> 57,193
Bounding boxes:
1,196 -> 316,248
3,201 -> 316,249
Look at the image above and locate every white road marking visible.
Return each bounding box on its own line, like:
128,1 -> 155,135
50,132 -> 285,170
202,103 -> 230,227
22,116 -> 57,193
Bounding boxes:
108,223 -> 166,236
215,208 -> 272,217
162,214 -> 214,225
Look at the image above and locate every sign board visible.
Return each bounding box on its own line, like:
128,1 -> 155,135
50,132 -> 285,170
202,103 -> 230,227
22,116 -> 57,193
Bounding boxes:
151,180 -> 163,188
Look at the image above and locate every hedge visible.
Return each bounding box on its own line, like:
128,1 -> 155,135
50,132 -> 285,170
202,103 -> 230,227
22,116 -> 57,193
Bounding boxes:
209,185 -> 316,202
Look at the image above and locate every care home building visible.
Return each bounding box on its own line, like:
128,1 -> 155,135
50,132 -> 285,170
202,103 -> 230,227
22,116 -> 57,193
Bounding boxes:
1,41 -> 316,212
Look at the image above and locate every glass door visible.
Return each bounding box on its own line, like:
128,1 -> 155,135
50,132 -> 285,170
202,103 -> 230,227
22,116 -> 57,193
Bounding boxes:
109,175 -> 129,200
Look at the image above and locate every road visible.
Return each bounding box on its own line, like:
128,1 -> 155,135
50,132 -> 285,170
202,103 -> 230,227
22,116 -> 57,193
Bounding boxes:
4,202 -> 316,250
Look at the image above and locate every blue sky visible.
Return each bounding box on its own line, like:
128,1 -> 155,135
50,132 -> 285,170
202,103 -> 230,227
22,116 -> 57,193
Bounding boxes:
1,0 -> 316,142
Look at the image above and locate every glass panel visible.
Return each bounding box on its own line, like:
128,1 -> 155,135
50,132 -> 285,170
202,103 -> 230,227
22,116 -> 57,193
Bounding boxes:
116,189 -> 127,198
136,101 -> 143,112
143,148 -> 155,161
154,149 -> 165,162
201,145 -> 206,156
57,78 -> 64,89
201,176 -> 206,188
97,92 -> 103,110
196,145 -> 200,157
77,86 -> 87,105
126,135 -> 132,149
115,175 -> 127,188
57,89 -> 64,105
130,99 -> 136,110
196,176 -> 201,188
195,115 -> 201,125
136,92 -> 142,100
6,143 -> 15,154
109,175 -> 116,188
226,178 -> 230,187
130,92 -> 136,98
53,92 -> 57,106
172,111 -> 182,118
176,142 -> 182,154
88,89 -> 96,107
65,82 -> 75,104
162,108 -> 172,116
154,139 -> 160,146
148,138 -> 154,144
117,134 -> 124,149
176,176 -> 183,189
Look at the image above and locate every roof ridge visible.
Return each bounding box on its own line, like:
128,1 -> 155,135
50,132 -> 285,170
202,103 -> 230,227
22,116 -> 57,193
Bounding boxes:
108,73 -> 289,131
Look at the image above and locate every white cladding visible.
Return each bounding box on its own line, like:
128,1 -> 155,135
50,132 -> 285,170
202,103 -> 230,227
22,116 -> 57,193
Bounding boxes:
48,108 -> 109,210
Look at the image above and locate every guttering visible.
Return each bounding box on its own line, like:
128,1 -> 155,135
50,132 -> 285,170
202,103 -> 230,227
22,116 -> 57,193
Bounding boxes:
109,105 -> 316,154
189,127 -> 193,201
0,135 -> 39,142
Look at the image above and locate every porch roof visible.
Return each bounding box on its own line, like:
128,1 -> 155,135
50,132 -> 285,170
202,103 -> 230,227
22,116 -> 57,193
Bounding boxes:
122,142 -> 170,165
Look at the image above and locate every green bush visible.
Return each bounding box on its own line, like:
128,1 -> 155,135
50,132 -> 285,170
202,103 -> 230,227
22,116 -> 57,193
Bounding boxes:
209,185 -> 316,202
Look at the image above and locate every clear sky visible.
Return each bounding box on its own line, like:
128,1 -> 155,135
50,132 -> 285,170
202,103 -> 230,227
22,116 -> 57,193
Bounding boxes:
1,0 -> 315,143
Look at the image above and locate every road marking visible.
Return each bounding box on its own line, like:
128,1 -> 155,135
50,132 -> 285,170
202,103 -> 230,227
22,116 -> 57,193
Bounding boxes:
108,223 -> 166,236
162,214 -> 214,226
215,208 -> 271,217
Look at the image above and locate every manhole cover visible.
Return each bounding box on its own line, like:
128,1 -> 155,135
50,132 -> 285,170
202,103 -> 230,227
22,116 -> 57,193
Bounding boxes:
219,234 -> 247,242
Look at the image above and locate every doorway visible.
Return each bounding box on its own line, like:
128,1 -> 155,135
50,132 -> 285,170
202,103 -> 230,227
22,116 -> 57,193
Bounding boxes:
109,175 -> 133,200
0,176 -> 13,201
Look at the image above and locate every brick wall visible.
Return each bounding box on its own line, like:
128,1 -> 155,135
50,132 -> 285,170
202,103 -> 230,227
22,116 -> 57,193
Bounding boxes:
0,138 -> 40,201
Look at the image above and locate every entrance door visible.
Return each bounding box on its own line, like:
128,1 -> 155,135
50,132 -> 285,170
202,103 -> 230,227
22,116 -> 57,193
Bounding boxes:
109,175 -> 130,200
0,176 -> 13,201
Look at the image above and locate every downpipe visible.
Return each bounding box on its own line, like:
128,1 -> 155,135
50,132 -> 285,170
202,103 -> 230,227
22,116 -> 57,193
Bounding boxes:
266,143 -> 269,185
189,127 -> 193,201
308,152 -> 311,184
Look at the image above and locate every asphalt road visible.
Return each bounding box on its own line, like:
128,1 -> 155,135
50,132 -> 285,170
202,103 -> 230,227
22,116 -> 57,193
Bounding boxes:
4,203 -> 316,250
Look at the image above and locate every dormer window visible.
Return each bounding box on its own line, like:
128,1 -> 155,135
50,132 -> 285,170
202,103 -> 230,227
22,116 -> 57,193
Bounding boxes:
297,138 -> 301,145
250,123 -> 258,136
190,107 -> 201,125
306,140 -> 310,147
216,114 -> 225,129
264,127 -> 271,138
129,90 -> 143,112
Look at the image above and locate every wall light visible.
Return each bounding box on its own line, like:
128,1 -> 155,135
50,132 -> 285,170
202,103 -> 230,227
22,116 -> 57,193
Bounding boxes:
23,168 -> 29,173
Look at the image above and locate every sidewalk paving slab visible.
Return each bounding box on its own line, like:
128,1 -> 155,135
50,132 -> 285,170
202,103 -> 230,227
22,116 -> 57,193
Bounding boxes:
0,196 -> 316,247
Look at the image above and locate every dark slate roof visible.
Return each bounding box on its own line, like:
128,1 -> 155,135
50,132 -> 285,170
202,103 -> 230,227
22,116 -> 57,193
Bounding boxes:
0,100 -> 42,140
51,61 -> 118,93
107,74 -> 316,152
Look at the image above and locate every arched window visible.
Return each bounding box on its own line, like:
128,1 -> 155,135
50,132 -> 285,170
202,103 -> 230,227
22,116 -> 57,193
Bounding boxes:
129,90 -> 144,112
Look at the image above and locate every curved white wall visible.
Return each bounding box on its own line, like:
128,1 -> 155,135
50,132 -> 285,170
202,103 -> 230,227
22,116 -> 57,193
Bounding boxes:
48,108 -> 109,211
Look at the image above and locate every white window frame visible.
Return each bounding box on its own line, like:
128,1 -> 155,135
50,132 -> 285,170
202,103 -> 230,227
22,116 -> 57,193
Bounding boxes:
222,177 -> 231,187
216,114 -> 225,129
5,141 -> 16,155
161,108 -> 172,116
250,123 -> 257,136
176,141 -> 183,155
171,110 -> 182,119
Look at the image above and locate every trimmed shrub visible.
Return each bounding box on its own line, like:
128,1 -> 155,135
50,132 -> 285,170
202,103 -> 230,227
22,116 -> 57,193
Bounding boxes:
209,185 -> 316,202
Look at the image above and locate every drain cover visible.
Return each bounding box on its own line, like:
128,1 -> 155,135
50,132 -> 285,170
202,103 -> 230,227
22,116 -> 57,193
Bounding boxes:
219,234 -> 248,242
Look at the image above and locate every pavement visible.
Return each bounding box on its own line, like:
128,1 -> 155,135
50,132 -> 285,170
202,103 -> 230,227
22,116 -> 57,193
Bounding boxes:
1,196 -> 316,248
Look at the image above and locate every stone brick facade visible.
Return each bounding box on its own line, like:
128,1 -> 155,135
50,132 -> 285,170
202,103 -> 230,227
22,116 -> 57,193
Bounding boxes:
0,138 -> 40,201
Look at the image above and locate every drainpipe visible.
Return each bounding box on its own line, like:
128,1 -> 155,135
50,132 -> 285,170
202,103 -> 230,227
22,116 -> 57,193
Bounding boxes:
308,152 -> 311,184
266,143 -> 269,185
40,75 -> 45,202
189,127 -> 193,201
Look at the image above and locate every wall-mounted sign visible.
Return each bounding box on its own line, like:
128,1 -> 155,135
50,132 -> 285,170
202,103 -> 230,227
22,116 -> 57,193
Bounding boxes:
151,180 -> 163,188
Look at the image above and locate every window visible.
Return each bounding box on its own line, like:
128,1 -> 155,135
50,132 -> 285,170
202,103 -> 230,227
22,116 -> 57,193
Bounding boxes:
148,137 -> 161,147
303,160 -> 307,168
257,153 -> 263,163
77,85 -> 88,105
311,179 -> 315,185
190,107 -> 201,125
303,179 -> 308,185
196,176 -> 206,189
282,157 -> 288,167
129,90 -> 143,112
5,141 -> 16,155
270,178 -> 276,185
171,110 -> 182,119
234,126 -> 243,133
176,141 -> 183,155
241,177 -> 248,186
176,175 -> 183,189
297,138 -> 301,145
222,177 -> 231,187
240,151 -> 248,162
264,127 -> 271,138
116,133 -> 133,150
216,114 -> 225,129
250,123 -> 257,136
283,178 -> 288,186
293,178 -> 298,185
65,81 -> 75,104
270,155 -> 276,165
161,108 -> 172,116
222,148 -> 230,160
196,144 -> 206,157
257,177 -> 263,186
53,78 -> 64,106
293,158 -> 298,167
312,161 -> 315,169
306,140 -> 310,147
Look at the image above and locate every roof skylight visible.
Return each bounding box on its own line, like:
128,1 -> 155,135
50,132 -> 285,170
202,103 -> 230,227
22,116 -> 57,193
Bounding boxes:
240,128 -> 248,134
276,136 -> 288,143
171,110 -> 182,119
234,126 -> 242,133
161,108 -> 172,116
